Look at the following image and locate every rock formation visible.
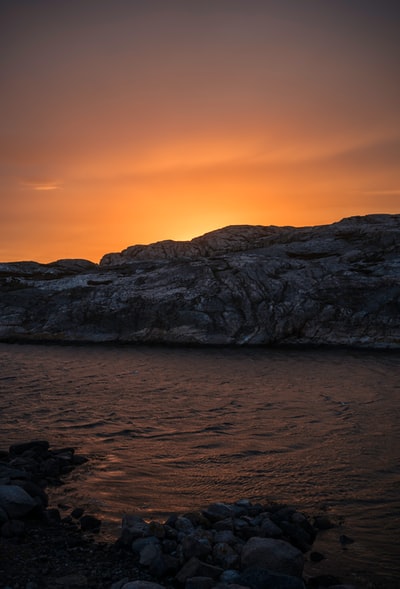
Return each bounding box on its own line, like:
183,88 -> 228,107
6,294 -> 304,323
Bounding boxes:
0,214 -> 399,347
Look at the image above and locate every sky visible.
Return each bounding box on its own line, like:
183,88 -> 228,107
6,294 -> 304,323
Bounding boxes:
1,0 -> 399,263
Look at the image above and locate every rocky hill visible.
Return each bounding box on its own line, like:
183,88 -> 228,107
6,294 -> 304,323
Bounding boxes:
0,214 -> 399,347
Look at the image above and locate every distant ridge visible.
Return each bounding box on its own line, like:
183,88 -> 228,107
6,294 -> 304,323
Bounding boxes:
100,214 -> 398,266
0,214 -> 399,348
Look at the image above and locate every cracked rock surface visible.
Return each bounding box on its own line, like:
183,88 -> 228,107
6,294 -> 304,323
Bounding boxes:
0,214 -> 399,347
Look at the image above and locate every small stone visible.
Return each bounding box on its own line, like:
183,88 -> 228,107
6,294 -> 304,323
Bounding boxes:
41,457 -> 61,477
122,514 -> 150,540
213,518 -> 234,531
71,507 -> 84,519
175,516 -> 195,534
260,516 -> 283,538
212,542 -> 239,569
313,516 -> 334,530
181,534 -> 212,560
214,530 -> 238,545
45,508 -> 61,524
148,520 -> 166,538
80,515 -> 101,532
220,569 -> 241,584
203,502 -> 235,522
310,551 -> 325,562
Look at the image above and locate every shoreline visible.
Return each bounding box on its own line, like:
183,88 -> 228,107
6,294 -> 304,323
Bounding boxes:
0,441 -> 396,589
2,339 -> 400,353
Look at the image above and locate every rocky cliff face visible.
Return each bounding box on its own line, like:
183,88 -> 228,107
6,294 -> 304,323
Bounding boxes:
1,214 -> 399,347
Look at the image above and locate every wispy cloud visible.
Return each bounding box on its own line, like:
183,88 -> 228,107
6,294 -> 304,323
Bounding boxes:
20,179 -> 62,191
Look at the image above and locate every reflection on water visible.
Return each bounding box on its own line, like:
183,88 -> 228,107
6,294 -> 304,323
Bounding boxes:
0,343 -> 399,587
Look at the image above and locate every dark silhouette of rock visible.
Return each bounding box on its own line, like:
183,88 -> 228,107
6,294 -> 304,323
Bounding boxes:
0,214 -> 399,347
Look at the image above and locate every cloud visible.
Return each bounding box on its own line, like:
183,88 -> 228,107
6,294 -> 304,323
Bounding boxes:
20,179 -> 62,191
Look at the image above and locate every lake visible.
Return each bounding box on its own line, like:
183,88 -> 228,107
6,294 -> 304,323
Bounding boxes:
0,343 -> 399,587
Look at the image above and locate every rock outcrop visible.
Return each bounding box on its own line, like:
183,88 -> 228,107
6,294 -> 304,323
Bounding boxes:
0,214 -> 399,347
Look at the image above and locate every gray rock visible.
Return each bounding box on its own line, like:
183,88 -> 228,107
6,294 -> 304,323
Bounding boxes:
0,485 -> 37,518
175,516 -> 195,534
139,543 -> 162,567
214,518 -> 234,532
219,570 -> 241,584
203,503 -> 235,522
214,530 -> 241,545
182,534 -> 212,560
241,537 -> 304,578
259,517 -> 283,538
132,536 -> 160,554
176,557 -> 224,585
213,542 -> 240,569
121,514 -> 150,540
2,215 -> 399,348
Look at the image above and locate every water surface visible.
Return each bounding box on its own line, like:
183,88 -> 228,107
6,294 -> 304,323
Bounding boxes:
0,343 -> 399,587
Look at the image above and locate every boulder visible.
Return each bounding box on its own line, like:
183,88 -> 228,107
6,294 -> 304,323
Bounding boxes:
0,484 -> 37,518
241,537 -> 304,578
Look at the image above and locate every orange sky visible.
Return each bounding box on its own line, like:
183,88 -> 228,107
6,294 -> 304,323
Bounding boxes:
1,0 -> 399,263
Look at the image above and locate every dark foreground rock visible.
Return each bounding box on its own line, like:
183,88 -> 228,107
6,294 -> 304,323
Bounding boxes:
0,442 -> 390,589
0,214 -> 400,347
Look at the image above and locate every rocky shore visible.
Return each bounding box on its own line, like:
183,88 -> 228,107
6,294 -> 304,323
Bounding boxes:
0,441 -> 373,589
0,214 -> 399,347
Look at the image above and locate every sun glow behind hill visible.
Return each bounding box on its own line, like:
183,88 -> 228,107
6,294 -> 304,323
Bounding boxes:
0,0 -> 399,263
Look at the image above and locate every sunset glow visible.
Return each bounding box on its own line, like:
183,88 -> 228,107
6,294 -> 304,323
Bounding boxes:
1,0 -> 399,262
